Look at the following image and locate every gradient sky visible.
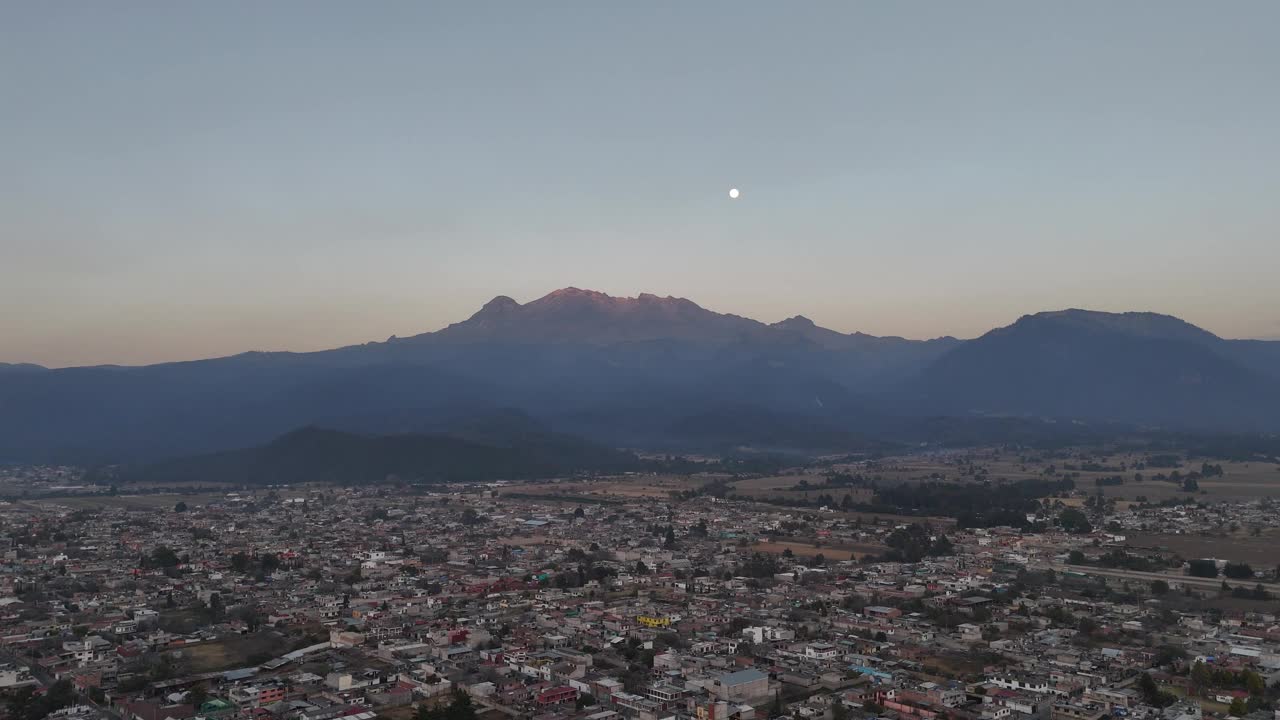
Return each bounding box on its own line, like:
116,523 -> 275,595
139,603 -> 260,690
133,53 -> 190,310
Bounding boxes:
4,2 -> 1279,367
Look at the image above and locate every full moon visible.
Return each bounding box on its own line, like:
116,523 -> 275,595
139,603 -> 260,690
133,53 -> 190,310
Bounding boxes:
728,188 -> 740,199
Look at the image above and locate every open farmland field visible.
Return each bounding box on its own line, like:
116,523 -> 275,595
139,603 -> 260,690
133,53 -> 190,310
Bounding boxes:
846,451 -> 1280,503
1124,530 -> 1280,566
24,492 -> 230,511
1087,465 -> 1280,502
752,539 -> 886,560
511,473 -> 714,500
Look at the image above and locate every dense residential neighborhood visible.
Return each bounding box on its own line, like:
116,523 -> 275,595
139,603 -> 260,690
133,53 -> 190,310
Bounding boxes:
2,455 -> 1280,720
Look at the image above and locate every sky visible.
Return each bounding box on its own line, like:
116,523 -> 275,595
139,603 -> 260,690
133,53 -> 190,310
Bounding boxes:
3,2 -> 1279,367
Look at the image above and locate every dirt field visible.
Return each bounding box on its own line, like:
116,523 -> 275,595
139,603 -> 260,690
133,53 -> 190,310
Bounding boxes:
1124,531 -> 1280,565
25,493 -> 231,511
496,534 -> 566,547
849,451 -> 1280,503
512,474 -> 712,499
752,539 -> 886,560
171,632 -> 289,673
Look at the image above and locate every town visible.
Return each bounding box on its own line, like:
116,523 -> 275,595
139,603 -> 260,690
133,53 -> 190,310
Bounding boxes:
1,448 -> 1279,720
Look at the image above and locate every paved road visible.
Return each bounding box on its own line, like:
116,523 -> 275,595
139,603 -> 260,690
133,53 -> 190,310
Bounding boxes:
1033,563 -> 1280,592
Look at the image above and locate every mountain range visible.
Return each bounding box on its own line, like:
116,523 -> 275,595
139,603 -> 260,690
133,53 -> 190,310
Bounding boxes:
121,412 -> 644,486
3,287 -> 1278,462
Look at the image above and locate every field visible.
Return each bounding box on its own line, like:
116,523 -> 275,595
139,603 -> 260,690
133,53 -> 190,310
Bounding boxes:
826,451 -> 1280,504
509,474 -> 715,500
1124,531 -> 1280,566
752,539 -> 885,560
505,471 -> 955,522
23,493 -> 230,511
168,632 -> 287,673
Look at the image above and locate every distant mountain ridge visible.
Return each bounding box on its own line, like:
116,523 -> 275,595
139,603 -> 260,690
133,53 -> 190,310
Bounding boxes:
2,289 -> 1278,462
126,417 -> 642,485
906,309 -> 1280,429
0,363 -> 46,373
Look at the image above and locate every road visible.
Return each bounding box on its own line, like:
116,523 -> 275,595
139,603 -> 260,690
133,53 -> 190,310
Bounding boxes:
1034,563 -> 1280,593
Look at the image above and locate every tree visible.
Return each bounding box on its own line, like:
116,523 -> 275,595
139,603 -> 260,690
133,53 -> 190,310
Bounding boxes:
1223,562 -> 1254,579
634,560 -> 650,576
258,553 -> 281,575
151,546 -> 180,568
1058,508 -> 1092,534
12,679 -> 77,720
174,501 -> 188,513
206,592 -> 225,620
1229,698 -> 1247,716
1190,661 -> 1212,691
1244,670 -> 1265,696
188,685 -> 209,709
416,688 -> 478,720
1187,559 -> 1218,578
1150,579 -> 1170,595
1068,550 -> 1086,565
1138,673 -> 1160,703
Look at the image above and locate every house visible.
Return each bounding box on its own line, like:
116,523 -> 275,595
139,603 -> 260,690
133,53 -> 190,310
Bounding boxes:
714,668 -> 770,703
805,643 -> 840,660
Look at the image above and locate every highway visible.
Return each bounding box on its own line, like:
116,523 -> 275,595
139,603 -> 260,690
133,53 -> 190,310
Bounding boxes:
1033,563 -> 1280,593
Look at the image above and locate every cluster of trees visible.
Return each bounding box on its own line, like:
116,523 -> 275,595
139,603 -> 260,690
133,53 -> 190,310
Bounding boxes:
6,680 -> 76,720
229,551 -> 284,579
1187,559 -> 1219,578
1058,508 -> 1092,534
643,523 -> 679,548
1067,548 -> 1163,572
737,552 -> 783,578
1199,462 -> 1225,477
1136,673 -> 1179,708
744,492 -> 868,510
883,524 -> 955,563
1144,454 -> 1183,468
548,564 -> 619,589
1226,583 -> 1272,601
669,476 -> 735,501
414,688 -> 478,720
781,548 -> 831,567
1189,661 -> 1266,701
869,477 -> 1076,528
1186,559 -> 1254,579
1223,562 -> 1255,579
148,546 -> 182,568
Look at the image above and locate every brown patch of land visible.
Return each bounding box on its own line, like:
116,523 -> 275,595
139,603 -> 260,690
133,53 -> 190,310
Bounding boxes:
25,493 -> 230,511
171,632 -> 287,673
1124,531 -> 1280,565
511,474 -> 712,500
752,539 -> 885,560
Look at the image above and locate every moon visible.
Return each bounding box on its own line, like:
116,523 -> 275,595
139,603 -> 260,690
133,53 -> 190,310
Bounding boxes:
728,188 -> 740,199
